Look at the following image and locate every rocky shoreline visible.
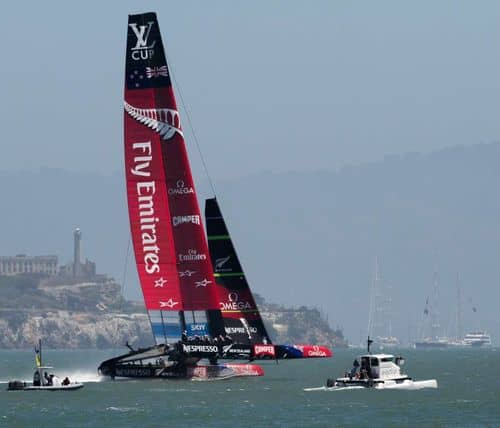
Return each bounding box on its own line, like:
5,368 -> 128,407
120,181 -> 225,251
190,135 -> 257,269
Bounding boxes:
0,275 -> 347,349
0,310 -> 152,349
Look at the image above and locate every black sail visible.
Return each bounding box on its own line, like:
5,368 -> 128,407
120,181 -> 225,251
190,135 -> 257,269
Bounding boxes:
205,198 -> 271,345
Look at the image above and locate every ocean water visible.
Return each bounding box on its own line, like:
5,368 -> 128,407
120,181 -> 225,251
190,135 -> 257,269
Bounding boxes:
0,348 -> 499,427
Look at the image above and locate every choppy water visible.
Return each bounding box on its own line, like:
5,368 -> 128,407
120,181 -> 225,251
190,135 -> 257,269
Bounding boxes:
0,348 -> 499,427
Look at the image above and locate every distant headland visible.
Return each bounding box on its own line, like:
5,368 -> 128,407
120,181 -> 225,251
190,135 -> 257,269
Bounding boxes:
0,228 -> 346,349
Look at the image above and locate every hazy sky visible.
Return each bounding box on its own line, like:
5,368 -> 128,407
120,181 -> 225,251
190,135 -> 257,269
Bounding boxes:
1,1 -> 500,180
1,1 -> 500,344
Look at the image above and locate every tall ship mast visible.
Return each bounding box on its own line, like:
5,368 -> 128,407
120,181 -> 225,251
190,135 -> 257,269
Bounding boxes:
367,258 -> 399,349
414,268 -> 449,349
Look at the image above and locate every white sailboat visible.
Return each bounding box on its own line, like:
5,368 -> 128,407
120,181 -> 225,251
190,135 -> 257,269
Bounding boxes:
414,269 -> 451,348
444,275 -> 492,348
368,258 -> 400,350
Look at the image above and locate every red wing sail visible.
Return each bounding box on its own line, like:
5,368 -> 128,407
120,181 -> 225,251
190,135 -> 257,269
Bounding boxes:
124,13 -> 220,344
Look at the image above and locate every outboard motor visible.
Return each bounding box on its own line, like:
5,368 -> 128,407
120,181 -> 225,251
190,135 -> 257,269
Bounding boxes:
7,380 -> 26,391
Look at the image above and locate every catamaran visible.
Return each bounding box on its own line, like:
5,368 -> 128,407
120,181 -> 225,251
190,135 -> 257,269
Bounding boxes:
98,12 -> 331,380
99,12 -> 263,380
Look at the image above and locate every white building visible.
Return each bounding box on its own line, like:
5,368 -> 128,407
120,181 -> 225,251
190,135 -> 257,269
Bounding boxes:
0,255 -> 58,276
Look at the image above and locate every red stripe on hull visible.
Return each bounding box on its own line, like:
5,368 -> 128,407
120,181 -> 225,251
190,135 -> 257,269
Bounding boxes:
189,363 -> 264,378
293,344 -> 333,358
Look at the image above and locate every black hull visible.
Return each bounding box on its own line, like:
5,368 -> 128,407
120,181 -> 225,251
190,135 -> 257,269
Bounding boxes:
98,344 -> 264,379
98,342 -> 326,379
111,363 -> 238,380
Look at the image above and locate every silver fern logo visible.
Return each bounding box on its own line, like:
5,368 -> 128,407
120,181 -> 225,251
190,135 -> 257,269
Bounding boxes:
215,256 -> 231,269
124,101 -> 183,140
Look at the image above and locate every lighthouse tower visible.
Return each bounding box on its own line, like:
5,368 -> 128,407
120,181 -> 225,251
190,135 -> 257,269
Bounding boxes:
73,227 -> 82,278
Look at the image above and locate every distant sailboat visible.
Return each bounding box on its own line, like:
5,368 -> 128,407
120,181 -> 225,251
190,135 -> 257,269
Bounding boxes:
414,269 -> 449,349
458,281 -> 492,347
367,258 -> 399,349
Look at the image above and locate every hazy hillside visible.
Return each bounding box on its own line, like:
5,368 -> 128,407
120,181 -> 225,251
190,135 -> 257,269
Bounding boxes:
1,142 -> 499,343
0,274 -> 344,349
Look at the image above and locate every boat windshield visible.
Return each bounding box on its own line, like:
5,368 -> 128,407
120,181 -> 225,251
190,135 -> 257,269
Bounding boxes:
380,357 -> 393,363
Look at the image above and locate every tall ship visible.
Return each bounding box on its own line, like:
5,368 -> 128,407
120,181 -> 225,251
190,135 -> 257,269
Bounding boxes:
414,270 -> 450,349
367,258 -> 400,350
415,274 -> 493,349
458,279 -> 492,347
99,12 -> 331,380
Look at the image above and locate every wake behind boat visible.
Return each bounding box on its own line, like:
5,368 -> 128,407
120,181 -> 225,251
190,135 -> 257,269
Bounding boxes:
305,338 -> 437,391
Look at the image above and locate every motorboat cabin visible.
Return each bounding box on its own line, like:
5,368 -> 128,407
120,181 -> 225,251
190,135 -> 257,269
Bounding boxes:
358,354 -> 406,381
323,350 -> 438,390
328,352 -> 411,388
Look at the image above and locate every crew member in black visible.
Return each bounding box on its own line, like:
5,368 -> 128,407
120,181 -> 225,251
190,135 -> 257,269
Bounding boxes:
33,371 -> 41,386
350,359 -> 360,378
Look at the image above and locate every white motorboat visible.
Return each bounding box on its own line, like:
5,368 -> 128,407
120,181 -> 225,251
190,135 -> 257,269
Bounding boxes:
305,338 -> 437,391
8,366 -> 84,391
375,335 -> 400,349
463,331 -> 492,347
7,340 -> 84,391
